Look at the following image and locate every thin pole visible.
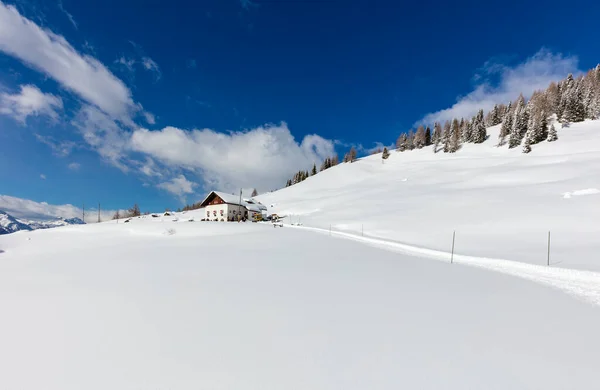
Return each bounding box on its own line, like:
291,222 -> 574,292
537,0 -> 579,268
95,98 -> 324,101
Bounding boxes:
98,203 -> 101,223
82,203 -> 85,223
451,230 -> 456,264
238,188 -> 242,222
547,231 -> 551,266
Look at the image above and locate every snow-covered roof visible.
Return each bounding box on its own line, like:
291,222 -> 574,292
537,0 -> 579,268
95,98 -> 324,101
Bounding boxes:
199,191 -> 267,212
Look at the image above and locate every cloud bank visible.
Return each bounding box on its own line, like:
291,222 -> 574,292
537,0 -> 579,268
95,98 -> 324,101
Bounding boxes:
0,194 -> 119,223
418,49 -> 581,125
130,123 -> 335,192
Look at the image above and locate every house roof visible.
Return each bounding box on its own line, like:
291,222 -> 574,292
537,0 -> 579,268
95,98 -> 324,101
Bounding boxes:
199,191 -> 267,212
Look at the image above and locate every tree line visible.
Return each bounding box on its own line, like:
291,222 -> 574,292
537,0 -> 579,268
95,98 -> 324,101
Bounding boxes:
280,64 -> 600,186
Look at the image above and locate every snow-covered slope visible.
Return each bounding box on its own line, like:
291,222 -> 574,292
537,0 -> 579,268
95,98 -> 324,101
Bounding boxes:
258,119 -> 600,271
0,210 -> 32,234
2,220 -> 600,389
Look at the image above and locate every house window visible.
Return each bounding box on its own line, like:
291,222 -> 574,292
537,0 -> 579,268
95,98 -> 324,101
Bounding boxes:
220,210 -> 224,216
206,211 -> 209,217
213,210 -> 217,216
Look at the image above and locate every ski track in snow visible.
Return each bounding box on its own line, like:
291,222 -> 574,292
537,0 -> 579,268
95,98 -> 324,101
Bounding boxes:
290,225 -> 600,307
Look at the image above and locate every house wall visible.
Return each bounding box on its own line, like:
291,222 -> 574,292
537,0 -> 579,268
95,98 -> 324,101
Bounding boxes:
204,203 -> 247,221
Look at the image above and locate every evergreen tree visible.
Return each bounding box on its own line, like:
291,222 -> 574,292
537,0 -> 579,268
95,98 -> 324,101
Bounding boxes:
472,109 -> 487,144
397,133 -> 408,152
414,125 -> 426,149
447,118 -> 461,153
331,155 -> 339,166
311,163 -> 317,176
509,95 -> 527,148
522,134 -> 532,154
425,126 -> 432,146
498,103 -> 512,146
431,122 -> 442,146
462,119 -> 473,143
382,147 -> 390,160
251,188 -> 258,197
547,123 -> 558,142
442,121 -> 451,152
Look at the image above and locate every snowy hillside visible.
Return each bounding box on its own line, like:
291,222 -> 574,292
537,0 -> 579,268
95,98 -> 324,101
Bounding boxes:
259,119 -> 600,271
2,121 -> 600,389
2,219 -> 600,389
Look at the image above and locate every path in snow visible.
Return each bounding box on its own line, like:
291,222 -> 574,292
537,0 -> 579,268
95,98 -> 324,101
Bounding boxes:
290,224 -> 600,307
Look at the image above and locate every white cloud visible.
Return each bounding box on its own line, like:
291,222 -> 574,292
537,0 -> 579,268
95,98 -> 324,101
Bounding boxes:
39,174 -> 46,180
57,0 -> 77,30
142,57 -> 161,80
0,84 -> 63,123
34,134 -> 78,156
0,194 -> 120,223
71,104 -> 132,172
143,111 -> 156,125
0,2 -> 138,124
115,56 -> 135,72
157,174 -> 197,198
130,122 -> 335,192
67,162 -> 81,170
417,49 -> 581,125
0,3 -> 337,199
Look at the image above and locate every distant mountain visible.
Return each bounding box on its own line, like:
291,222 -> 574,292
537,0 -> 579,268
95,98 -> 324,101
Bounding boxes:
0,210 -> 85,235
0,210 -> 33,235
23,217 -> 85,230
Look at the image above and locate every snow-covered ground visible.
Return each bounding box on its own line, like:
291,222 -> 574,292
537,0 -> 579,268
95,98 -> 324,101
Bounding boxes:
2,120 -> 600,389
259,119 -> 600,271
2,218 -> 600,389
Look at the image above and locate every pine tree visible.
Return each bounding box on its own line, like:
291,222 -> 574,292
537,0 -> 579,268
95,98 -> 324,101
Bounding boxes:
382,147 -> 390,160
522,134 -> 532,154
251,188 -> 258,197
509,95 -> 527,148
331,155 -> 339,166
498,103 -> 513,146
311,163 -> 317,176
447,118 -> 461,153
425,126 -> 432,146
547,123 -> 558,142
442,121 -> 451,152
414,125 -> 426,149
462,119 -> 472,143
472,109 -> 487,144
397,133 -> 408,152
431,122 -> 442,145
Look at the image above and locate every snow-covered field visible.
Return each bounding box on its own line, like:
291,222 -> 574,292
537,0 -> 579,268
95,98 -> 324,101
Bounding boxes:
1,218 -> 600,389
259,119 -> 600,271
2,120 -> 600,389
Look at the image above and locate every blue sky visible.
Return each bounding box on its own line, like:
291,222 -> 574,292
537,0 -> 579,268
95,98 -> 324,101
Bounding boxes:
0,0 -> 599,219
